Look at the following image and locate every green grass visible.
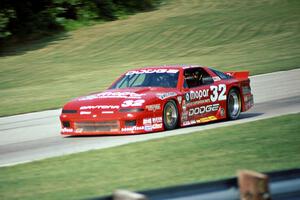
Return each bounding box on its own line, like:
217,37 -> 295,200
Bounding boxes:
0,0 -> 300,116
0,113 -> 299,200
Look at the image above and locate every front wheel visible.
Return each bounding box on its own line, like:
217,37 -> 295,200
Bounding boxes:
163,100 -> 179,130
227,89 -> 241,120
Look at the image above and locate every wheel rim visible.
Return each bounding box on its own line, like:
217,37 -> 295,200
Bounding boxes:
228,92 -> 240,117
165,103 -> 178,127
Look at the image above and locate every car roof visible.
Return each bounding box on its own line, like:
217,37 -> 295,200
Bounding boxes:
129,64 -> 207,71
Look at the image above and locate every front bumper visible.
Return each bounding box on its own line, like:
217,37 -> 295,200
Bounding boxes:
60,111 -> 164,135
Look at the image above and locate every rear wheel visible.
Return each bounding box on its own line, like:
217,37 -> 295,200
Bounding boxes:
163,100 -> 179,130
227,89 -> 241,120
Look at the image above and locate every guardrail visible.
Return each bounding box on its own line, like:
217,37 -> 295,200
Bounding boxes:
89,168 -> 300,200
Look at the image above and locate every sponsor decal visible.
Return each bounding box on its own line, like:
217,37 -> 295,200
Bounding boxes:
121,124 -> 162,132
185,84 -> 227,104
126,69 -> 179,75
185,89 -> 209,102
143,117 -> 163,131
146,104 -> 161,112
79,92 -> 145,101
186,99 -> 211,108
182,120 -> 196,126
177,96 -> 183,104
196,116 -> 217,123
152,117 -> 162,124
80,105 -> 119,110
143,117 -> 163,125
210,84 -> 226,102
144,125 -> 153,132
75,128 -> 83,133
220,108 -> 225,117
102,111 -> 114,114
181,111 -> 188,121
213,76 -> 221,81
143,118 -> 152,125
183,121 -> 191,126
156,92 -> 177,100
121,126 -> 144,132
80,111 -> 91,115
182,100 -> 187,111
188,104 -> 220,116
121,99 -> 145,107
190,120 -> 196,125
62,128 -> 73,133
152,123 -> 162,129
185,93 -> 190,102
190,89 -> 209,100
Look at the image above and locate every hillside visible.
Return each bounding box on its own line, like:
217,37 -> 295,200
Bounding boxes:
0,0 -> 299,116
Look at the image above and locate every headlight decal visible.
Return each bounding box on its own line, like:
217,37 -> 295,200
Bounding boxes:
62,110 -> 77,114
119,108 -> 144,112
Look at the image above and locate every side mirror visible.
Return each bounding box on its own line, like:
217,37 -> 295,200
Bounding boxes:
202,77 -> 214,85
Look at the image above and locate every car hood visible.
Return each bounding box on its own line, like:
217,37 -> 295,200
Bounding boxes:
62,87 -> 179,111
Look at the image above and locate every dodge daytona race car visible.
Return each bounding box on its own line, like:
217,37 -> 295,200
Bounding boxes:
60,65 -> 253,135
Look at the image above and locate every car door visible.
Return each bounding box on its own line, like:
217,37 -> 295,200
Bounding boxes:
182,67 -> 225,125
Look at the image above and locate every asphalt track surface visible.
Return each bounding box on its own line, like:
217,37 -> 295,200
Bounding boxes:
0,69 -> 300,167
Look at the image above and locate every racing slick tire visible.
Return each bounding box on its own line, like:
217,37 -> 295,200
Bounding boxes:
163,100 -> 179,130
227,88 -> 241,120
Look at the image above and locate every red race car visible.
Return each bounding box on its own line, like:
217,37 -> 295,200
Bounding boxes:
60,65 -> 253,135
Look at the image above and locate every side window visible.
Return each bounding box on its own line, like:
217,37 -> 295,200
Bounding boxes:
201,75 -> 214,85
211,68 -> 232,80
184,68 -> 214,88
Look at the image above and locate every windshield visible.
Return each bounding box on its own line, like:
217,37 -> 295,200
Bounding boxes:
110,69 -> 179,89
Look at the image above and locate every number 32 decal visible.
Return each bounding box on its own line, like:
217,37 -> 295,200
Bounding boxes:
210,84 -> 226,102
122,100 -> 145,107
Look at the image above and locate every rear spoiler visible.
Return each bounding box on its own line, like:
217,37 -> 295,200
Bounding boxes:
225,71 -> 250,81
